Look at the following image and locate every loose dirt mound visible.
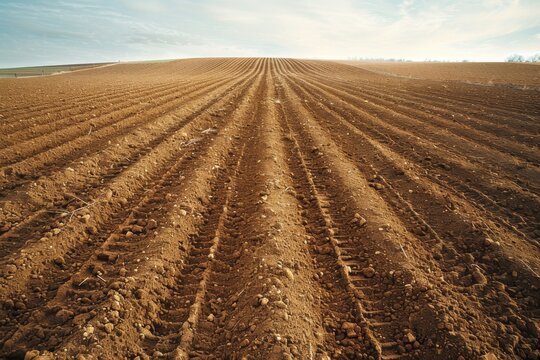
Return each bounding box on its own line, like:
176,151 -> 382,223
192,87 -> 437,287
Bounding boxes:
0,58 -> 538,360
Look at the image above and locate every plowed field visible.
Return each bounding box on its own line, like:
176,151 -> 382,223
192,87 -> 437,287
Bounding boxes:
339,61 -> 540,88
0,58 -> 538,360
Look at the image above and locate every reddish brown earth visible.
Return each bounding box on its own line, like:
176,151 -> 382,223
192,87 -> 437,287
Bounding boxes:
0,58 -> 539,360
339,61 -> 540,89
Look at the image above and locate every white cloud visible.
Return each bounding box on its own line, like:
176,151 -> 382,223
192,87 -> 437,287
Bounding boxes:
1,0 -> 539,66
204,0 -> 540,60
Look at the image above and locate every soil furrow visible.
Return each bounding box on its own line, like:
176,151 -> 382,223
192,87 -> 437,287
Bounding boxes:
0,73 -> 257,278
0,80 -> 129,121
1,129 -> 213,354
0,75 -> 241,196
0,69 -> 258,251
352,80 -> 540,138
310,74 -> 540,151
307,60 -> 540,118
0,81 -> 184,147
0,80 -> 177,136
0,76 -> 230,169
277,100 -> 384,359
128,75 -> 265,358
279,71 -> 540,358
296,75 -> 540,181
388,81 -> 540,122
188,70 -> 326,359
284,74 -> 540,244
275,72 -> 474,359
0,73 -> 262,357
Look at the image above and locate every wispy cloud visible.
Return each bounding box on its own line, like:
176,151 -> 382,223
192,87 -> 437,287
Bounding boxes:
199,0 -> 540,60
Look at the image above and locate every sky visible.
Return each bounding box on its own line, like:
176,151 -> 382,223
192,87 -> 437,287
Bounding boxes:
1,0 -> 539,67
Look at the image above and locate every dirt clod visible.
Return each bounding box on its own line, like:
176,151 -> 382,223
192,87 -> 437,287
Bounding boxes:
361,267 -> 376,278
55,309 -> 74,323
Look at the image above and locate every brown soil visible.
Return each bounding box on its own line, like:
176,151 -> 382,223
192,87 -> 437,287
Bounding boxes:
338,61 -> 540,89
0,58 -> 538,360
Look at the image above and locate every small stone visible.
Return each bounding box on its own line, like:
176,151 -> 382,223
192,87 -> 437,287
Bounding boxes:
140,327 -> 155,340
438,163 -> 451,170
86,226 -> 97,235
358,217 -> 367,227
404,333 -> 416,343
341,322 -> 357,338
274,300 -> 287,309
207,313 -> 215,322
110,310 -> 120,319
353,213 -> 367,226
53,257 -> 66,267
152,351 -> 164,358
240,338 -> 250,348
132,225 -> 144,234
146,219 -> 158,230
135,289 -> 146,299
24,350 -> 40,360
55,309 -> 74,323
92,265 -> 105,276
111,301 -> 121,311
4,264 -> 17,274
472,268 -> 487,285
492,281 -> 505,291
179,209 -> 187,216
463,253 -> 475,264
260,297 -> 269,306
361,267 -> 376,278
105,189 -> 113,201
104,323 -> 114,334
85,325 -> 95,335
52,228 -> 61,235
81,214 -> 91,224
284,268 -> 294,282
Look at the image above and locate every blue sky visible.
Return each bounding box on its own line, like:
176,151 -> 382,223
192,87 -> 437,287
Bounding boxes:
1,0 -> 539,67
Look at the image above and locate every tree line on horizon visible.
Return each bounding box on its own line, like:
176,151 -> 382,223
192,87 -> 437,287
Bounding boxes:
346,54 -> 540,63
505,54 -> 540,63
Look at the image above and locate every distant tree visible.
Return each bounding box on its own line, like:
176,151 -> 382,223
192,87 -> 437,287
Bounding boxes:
506,54 -> 525,62
528,53 -> 540,62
